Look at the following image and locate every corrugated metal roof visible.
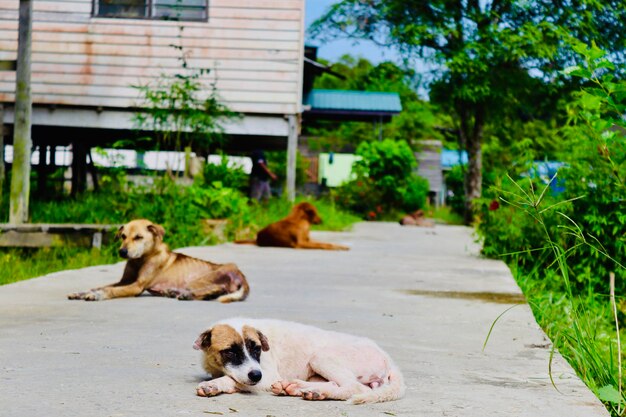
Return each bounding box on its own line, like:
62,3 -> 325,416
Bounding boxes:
303,89 -> 402,113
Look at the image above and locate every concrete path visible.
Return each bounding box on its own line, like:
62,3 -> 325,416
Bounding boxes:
0,223 -> 608,417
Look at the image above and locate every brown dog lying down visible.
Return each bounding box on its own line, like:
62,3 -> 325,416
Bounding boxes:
399,209 -> 435,227
236,202 -> 349,250
68,219 -> 249,302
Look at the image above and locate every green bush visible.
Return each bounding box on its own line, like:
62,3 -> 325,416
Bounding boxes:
335,139 -> 429,218
201,156 -> 249,191
190,181 -> 250,220
401,175 -> 430,212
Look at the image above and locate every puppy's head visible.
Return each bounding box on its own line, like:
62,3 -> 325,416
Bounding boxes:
116,219 -> 165,259
294,202 -> 322,225
193,323 -> 269,386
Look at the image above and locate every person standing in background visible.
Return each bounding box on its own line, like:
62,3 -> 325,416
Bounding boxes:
250,149 -> 277,201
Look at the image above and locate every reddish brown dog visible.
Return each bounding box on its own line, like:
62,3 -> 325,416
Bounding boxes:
237,202 -> 349,250
68,219 -> 249,302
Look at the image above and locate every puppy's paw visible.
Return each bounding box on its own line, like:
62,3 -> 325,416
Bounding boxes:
271,381 -> 288,395
301,388 -> 327,401
271,380 -> 309,397
82,290 -> 104,301
196,381 -> 221,397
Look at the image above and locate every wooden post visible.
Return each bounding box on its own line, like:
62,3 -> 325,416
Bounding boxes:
9,0 -> 33,224
286,114 -> 297,202
0,104 -> 5,205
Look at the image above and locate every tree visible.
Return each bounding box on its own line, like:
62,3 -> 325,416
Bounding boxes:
311,0 -> 626,223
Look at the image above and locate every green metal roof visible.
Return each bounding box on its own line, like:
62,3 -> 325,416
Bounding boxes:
303,89 -> 402,114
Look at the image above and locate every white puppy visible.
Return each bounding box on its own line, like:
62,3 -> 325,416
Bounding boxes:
193,318 -> 405,404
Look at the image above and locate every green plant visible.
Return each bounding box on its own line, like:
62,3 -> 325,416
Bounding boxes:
335,139 -> 429,218
201,155 -> 249,191
190,181 -> 250,220
401,175 -> 429,212
484,174 -> 625,414
479,43 -> 626,415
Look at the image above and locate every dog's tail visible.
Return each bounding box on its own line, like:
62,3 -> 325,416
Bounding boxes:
234,239 -> 257,245
349,362 -> 406,404
217,277 -> 250,303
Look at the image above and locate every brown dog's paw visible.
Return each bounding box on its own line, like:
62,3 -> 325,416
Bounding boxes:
82,290 -> 104,301
176,291 -> 193,301
67,291 -> 88,300
196,381 -> 220,397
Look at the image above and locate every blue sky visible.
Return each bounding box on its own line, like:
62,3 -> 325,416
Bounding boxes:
304,0 -> 400,64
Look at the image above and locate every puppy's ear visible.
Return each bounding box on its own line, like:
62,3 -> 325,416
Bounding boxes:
115,226 -> 124,240
257,330 -> 270,352
193,329 -> 212,351
147,224 -> 166,240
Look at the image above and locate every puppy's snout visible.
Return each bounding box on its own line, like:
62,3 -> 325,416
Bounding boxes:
248,369 -> 262,383
118,248 -> 128,258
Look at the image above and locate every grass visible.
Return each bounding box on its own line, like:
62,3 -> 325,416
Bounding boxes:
0,247 -> 119,286
485,175 -> 626,415
426,204 -> 465,225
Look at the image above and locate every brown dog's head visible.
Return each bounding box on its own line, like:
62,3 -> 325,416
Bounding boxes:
293,202 -> 322,225
194,321 -> 270,386
116,219 -> 165,259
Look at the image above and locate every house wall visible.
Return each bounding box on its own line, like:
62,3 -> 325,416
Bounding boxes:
0,0 -> 305,116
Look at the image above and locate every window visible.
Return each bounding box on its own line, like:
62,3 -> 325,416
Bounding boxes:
94,0 -> 208,21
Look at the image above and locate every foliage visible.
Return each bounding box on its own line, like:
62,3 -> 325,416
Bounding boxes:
311,0 -> 626,222
426,204 -> 464,226
0,247 -> 119,286
478,44 -> 626,415
201,156 -> 249,191
190,181 -> 250,220
335,139 -> 429,218
401,175 -> 430,212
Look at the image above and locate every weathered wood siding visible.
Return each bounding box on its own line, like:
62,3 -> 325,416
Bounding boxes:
0,0 -> 305,115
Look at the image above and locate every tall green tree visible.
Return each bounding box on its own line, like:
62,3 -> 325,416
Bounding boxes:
311,0 -> 626,223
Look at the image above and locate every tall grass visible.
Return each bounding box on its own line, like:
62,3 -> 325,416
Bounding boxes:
492,174 -> 625,415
